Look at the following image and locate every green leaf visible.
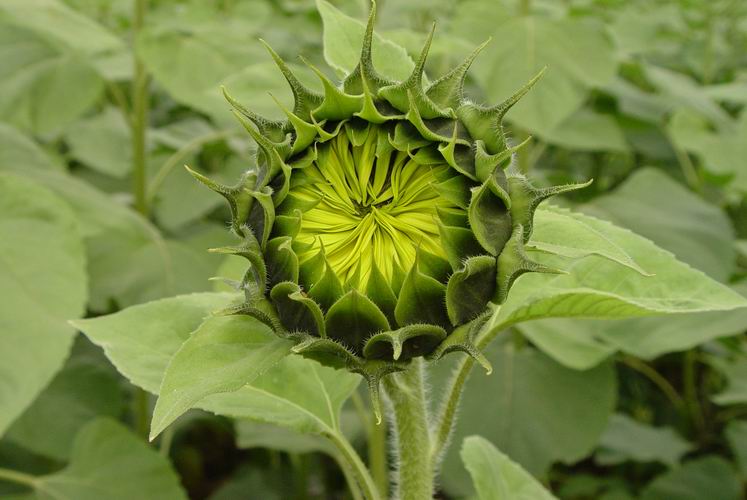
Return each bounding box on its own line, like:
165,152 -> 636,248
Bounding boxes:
461,436 -> 558,500
581,168 -> 736,281
529,205 -> 648,276
236,420 -> 334,455
0,155 -> 218,309
0,0 -> 123,56
0,174 -> 87,437
434,343 -> 615,496
316,0 -> 414,81
640,456 -> 741,500
150,315 -> 294,440
0,24 -> 104,135
488,207 -> 747,334
596,414 -> 692,468
201,356 -> 360,435
6,355 -> 124,461
517,321 -> 615,370
65,107 -> 131,178
73,293 -> 237,392
0,122 -> 62,171
519,169 -> 746,368
74,293 -> 360,436
473,17 -> 618,132
28,418 -> 187,500
519,288 -> 747,369
537,108 -> 629,152
644,64 -> 733,130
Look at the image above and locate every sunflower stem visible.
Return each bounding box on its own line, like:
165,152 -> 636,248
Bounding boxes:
385,358 -> 434,500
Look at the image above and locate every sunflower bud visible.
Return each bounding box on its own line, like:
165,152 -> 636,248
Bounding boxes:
190,3 -> 588,419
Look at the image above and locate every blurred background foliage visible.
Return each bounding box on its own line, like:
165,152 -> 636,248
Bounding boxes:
0,0 -> 746,498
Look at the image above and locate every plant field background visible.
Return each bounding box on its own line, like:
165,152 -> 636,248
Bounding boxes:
1,0 -> 746,498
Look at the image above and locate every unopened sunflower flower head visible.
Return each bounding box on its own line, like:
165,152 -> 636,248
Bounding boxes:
189,2 -> 588,420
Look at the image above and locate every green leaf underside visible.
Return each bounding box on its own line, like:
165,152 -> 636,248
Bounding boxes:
487,207 -> 747,335
0,174 -> 87,437
149,315 -> 295,440
74,293 -> 360,437
461,436 -> 558,500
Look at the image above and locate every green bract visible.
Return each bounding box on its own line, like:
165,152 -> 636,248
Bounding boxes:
190,3 -> 588,418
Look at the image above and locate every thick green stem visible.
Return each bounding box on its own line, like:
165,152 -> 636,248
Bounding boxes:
384,358 -> 433,500
326,431 -> 381,500
0,467 -> 37,488
368,413 -> 389,496
431,314 -> 508,463
131,0 -> 149,216
431,357 -> 474,469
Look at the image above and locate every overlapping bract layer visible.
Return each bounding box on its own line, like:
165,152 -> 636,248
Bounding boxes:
190,3 -> 588,417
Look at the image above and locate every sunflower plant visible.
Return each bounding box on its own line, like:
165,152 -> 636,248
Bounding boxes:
66,2 -> 747,499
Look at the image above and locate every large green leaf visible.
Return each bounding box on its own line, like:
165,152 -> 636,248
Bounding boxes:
0,148 -> 218,309
74,293 -> 361,437
581,168 -> 736,281
434,343 -> 616,496
72,293 -> 236,393
595,414 -> 692,467
529,205 -> 647,275
5,355 -> 124,461
537,108 -> 629,152
150,315 -> 294,440
472,16 -> 618,133
518,169 -> 744,368
316,0 -> 414,80
22,418 -> 187,500
488,206 -> 746,335
461,436 -> 557,500
135,4 -> 298,124
520,290 -> 747,370
0,24 -> 104,135
0,174 -> 87,436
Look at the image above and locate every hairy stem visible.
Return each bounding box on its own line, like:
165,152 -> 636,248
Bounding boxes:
0,467 -> 37,488
431,313 -> 508,463
326,430 -> 381,500
385,358 -> 433,500
368,412 -> 389,496
131,0 -> 150,216
431,356 -> 475,470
